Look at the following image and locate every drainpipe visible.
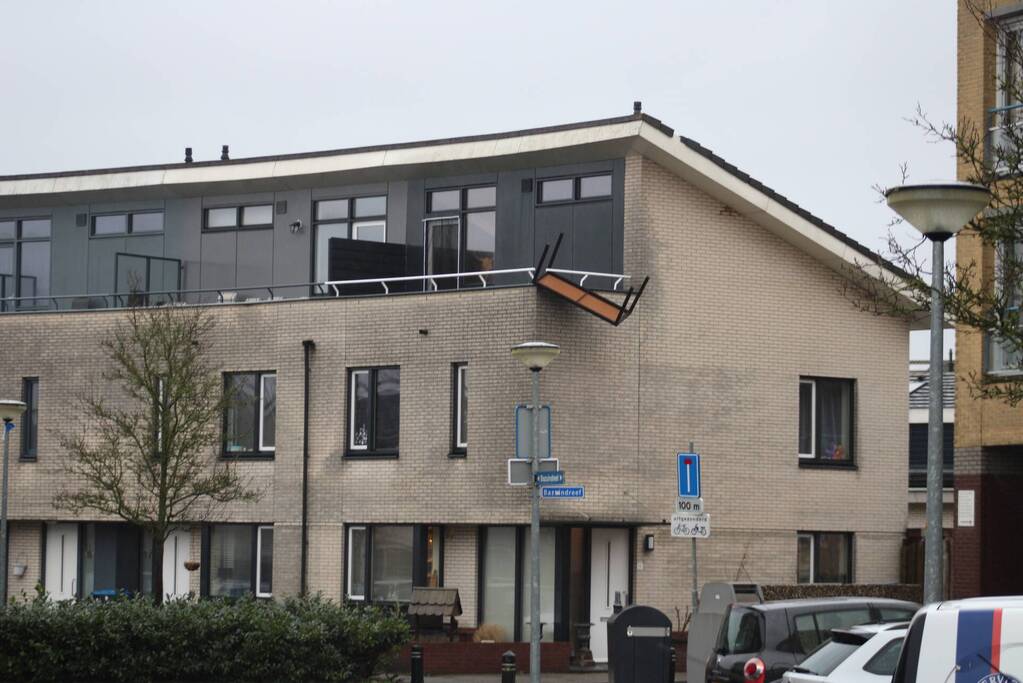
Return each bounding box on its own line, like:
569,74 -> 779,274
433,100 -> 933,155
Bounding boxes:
301,339 -> 316,596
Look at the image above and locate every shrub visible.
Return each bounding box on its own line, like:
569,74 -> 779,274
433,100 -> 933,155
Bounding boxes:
0,594 -> 410,683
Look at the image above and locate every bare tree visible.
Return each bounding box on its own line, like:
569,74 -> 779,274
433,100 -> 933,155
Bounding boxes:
55,305 -> 260,604
844,0 -> 1023,405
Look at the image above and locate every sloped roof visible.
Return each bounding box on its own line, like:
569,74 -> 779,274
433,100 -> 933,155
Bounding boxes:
408,587 -> 462,617
909,370 -> 956,410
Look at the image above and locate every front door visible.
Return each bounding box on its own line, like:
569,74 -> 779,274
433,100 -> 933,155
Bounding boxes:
163,529 -> 192,598
589,528 -> 629,663
44,522 -> 78,600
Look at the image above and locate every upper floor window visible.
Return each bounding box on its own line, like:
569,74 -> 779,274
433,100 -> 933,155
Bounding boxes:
204,204 -> 273,231
538,173 -> 612,204
348,367 -> 400,455
313,195 -> 387,283
91,211 -> 164,236
798,377 -> 854,464
0,217 -> 50,309
425,185 -> 496,289
223,372 -> 276,456
797,532 -> 853,585
22,377 -> 38,460
988,239 -> 1023,374
452,363 -> 467,453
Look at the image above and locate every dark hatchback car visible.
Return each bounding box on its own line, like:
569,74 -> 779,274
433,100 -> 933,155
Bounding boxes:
705,597 -> 919,683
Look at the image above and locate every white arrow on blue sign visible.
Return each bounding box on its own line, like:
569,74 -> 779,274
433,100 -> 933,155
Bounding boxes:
677,453 -> 701,498
541,485 -> 584,499
535,470 -> 565,485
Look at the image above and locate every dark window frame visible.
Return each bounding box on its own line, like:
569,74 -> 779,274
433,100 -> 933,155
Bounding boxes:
21,377 -> 38,460
536,172 -> 613,206
797,531 -> 854,584
798,376 -> 856,468
201,522 -> 274,599
202,203 -> 274,231
345,366 -> 400,458
424,184 -> 496,288
450,363 -> 468,457
221,371 -> 276,459
89,210 -> 165,237
908,423 -> 954,488
0,216 -> 51,310
343,523 -> 443,603
311,195 -> 388,285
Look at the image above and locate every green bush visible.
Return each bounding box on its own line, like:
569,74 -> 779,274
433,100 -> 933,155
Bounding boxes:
0,594 -> 410,683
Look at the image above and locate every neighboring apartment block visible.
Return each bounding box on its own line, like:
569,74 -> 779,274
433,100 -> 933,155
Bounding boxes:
956,0 -> 1023,599
0,107 -> 911,662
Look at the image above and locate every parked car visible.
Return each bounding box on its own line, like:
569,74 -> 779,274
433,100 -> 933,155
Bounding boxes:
705,597 -> 919,683
781,622 -> 908,683
893,596 -> 1023,683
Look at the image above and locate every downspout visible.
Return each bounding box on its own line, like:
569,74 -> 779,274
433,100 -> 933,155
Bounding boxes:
301,339 -> 316,596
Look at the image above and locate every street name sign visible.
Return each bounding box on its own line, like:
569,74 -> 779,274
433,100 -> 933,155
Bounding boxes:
677,452 -> 701,498
675,496 -> 704,513
535,470 -> 565,485
671,512 -> 710,538
541,486 -> 584,499
507,458 -> 558,486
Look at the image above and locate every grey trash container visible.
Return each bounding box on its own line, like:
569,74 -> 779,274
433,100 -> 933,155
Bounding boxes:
606,604 -> 673,683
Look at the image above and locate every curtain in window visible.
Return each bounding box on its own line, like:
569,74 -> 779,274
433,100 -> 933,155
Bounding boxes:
371,526 -> 413,602
520,528 -> 556,643
818,381 -> 851,460
482,527 -> 516,641
211,525 -> 254,597
816,533 -> 851,583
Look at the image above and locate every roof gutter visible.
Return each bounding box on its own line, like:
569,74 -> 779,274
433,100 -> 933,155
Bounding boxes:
300,338 -> 316,596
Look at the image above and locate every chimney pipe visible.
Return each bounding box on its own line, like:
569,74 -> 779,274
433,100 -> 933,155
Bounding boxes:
220,145 -> 230,161
633,101 -> 642,114
184,147 -> 193,163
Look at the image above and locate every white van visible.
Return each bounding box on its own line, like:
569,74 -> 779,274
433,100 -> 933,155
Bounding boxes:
892,596 -> 1023,683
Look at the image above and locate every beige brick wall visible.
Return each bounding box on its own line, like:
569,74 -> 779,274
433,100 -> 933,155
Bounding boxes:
6,521 -> 43,599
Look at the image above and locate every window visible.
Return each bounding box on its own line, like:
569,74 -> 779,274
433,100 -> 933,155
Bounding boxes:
347,367 -> 399,455
203,204 -> 273,230
223,372 -> 276,456
798,378 -> 854,463
862,637 -> 905,676
91,211 -> 164,236
21,378 -> 38,459
81,523 -> 144,597
992,18 -> 1023,166
453,364 -> 468,452
345,525 -> 441,602
538,173 -> 613,204
793,607 -> 871,653
988,239 -> 1023,374
208,524 -> 273,598
312,195 -> 387,283
478,526 -> 558,643
717,607 -> 764,655
480,526 -> 517,641
797,532 -> 853,584
0,217 -> 50,309
424,185 -> 496,289
908,423 -> 954,488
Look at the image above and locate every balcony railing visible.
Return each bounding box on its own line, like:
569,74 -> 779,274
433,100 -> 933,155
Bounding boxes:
0,267 -> 630,314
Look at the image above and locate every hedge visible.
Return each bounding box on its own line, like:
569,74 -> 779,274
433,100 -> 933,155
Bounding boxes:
762,583 -> 923,604
0,594 -> 410,683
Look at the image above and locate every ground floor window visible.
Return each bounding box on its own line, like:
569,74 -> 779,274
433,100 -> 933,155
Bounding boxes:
479,526 -> 558,643
797,531 -> 853,584
345,525 -> 442,603
205,524 -> 273,598
81,523 -> 143,597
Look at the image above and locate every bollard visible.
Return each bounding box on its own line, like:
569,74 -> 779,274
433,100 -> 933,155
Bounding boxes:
410,643 -> 424,683
501,650 -> 517,683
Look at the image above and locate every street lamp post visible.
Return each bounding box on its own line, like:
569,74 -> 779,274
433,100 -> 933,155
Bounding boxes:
886,182 -> 990,604
511,341 -> 560,683
0,399 -> 27,605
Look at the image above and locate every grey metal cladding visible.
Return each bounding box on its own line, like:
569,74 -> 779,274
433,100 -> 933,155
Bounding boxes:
572,201 -> 613,274
51,206 -> 87,297
271,189 -> 312,294
535,204 -> 574,268
200,230 -> 237,291
236,229 -> 274,291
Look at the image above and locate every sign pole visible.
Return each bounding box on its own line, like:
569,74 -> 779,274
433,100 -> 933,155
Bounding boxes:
529,370 -> 541,683
689,440 -> 699,614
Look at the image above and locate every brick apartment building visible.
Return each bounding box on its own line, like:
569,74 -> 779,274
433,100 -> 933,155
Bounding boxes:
954,0 -> 1023,598
0,107 -> 912,661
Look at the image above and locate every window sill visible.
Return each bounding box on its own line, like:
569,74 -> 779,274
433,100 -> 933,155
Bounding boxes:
221,452 -> 276,461
18,455 -> 37,463
448,450 -> 467,459
344,451 -> 399,460
798,459 -> 857,471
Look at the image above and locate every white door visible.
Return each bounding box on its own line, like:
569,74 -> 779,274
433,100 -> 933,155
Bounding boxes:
589,528 -> 630,663
163,529 -> 191,599
44,522 -> 78,600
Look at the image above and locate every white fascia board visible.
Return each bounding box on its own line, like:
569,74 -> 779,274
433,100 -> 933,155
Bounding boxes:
632,122 -> 921,320
908,408 -> 955,424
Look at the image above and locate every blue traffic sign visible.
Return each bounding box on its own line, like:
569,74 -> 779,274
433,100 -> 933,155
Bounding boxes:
541,485 -> 584,499
535,470 -> 565,485
677,453 -> 701,498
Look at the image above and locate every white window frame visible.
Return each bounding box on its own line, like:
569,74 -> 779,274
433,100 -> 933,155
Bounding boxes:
352,219 -> 386,243
349,369 -> 370,451
156,376 -> 165,454
255,525 -> 273,598
347,525 -> 367,601
798,532 -> 815,584
258,373 -> 276,452
798,379 -> 816,459
455,364 -> 468,449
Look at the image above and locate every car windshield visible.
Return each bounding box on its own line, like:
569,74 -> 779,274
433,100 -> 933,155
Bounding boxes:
797,639 -> 860,675
717,607 -> 763,655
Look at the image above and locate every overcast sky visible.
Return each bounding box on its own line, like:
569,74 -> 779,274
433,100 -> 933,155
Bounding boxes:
1,0 -> 956,357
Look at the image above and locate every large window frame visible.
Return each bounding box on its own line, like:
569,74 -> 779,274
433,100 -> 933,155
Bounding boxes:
424,185 -> 496,289
21,377 -> 38,460
797,531 -> 854,584
344,524 -> 442,604
536,173 -> 613,205
203,203 -> 274,231
798,377 -> 855,467
987,238 -> 1023,375
346,366 -> 400,457
255,525 -> 274,598
202,523 -> 274,599
312,195 -> 388,285
0,216 -> 51,310
222,371 -> 277,458
90,210 -> 165,237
